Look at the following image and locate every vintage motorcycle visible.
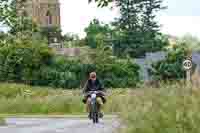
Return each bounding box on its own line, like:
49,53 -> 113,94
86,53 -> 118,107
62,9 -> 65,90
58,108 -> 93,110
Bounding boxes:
86,91 -> 105,124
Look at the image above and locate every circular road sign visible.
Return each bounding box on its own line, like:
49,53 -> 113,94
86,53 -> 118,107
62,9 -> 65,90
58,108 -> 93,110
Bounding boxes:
183,59 -> 192,70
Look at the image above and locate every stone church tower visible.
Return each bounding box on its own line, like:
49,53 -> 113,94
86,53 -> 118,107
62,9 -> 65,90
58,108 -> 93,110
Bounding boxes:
18,0 -> 61,27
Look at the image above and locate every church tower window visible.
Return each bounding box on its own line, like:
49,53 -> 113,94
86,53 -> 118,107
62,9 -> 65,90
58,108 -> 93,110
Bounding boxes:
46,10 -> 53,25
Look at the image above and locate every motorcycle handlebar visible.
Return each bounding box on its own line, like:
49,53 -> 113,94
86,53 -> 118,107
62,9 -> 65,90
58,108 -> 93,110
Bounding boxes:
84,91 -> 106,96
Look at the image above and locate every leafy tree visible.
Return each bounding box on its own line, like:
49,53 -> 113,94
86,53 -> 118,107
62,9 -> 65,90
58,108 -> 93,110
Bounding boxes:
88,0 -> 113,7
149,43 -> 189,81
62,33 -> 79,42
0,0 -> 17,29
179,34 -> 200,52
40,26 -> 62,44
62,33 -> 85,47
0,35 -> 53,82
113,0 -> 167,58
0,0 -> 37,34
85,19 -> 112,48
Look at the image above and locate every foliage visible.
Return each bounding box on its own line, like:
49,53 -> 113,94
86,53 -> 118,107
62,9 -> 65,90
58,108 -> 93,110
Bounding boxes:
0,35 -> 53,83
0,83 -> 125,114
62,33 -> 86,47
149,44 -> 188,81
179,34 -> 200,52
0,32 -> 139,89
0,83 -> 83,114
39,26 -> 62,44
0,0 -> 38,34
1,82 -> 200,133
113,0 -> 168,58
35,57 -> 95,89
97,60 -> 140,88
0,0 -> 18,29
121,83 -> 200,133
35,55 -> 140,88
85,19 -> 112,48
88,0 -> 113,7
62,33 -> 79,42
91,45 -> 140,87
84,43 -> 140,88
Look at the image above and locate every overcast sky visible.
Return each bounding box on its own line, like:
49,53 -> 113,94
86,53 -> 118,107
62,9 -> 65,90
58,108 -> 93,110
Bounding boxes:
0,0 -> 199,38
60,0 -> 200,38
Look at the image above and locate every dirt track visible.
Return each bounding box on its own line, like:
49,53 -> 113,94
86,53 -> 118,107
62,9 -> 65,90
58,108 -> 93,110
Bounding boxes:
0,117 -> 120,133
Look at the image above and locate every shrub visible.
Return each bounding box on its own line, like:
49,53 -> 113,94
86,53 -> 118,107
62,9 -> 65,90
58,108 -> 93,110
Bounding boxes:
0,35 -> 140,89
88,43 -> 140,88
36,56 -> 140,88
149,44 -> 188,81
0,36 -> 53,83
34,57 -> 95,89
96,60 -> 140,88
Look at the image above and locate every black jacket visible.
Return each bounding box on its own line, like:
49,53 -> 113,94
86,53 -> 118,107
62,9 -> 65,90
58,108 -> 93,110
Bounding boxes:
82,78 -> 106,104
83,79 -> 104,93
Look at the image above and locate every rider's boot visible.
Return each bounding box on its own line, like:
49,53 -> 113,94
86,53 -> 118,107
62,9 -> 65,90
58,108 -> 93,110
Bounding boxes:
99,112 -> 104,118
98,103 -> 104,118
97,97 -> 104,118
88,112 -> 92,119
86,98 -> 92,119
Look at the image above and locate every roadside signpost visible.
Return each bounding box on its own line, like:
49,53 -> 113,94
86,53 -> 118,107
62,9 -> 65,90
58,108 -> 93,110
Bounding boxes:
183,59 -> 193,85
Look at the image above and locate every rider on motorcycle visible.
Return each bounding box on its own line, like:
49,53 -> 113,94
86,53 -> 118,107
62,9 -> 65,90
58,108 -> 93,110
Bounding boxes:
82,72 -> 106,118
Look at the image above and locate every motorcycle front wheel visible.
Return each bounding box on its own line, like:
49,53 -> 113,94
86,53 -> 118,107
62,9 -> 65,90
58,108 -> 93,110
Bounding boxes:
92,112 -> 99,124
91,102 -> 99,124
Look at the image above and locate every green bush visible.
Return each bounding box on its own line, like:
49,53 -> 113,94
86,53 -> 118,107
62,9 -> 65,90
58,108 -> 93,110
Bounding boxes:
34,57 -> 95,89
149,44 -> 188,81
88,43 -> 140,88
0,36 -> 53,82
96,60 -> 140,88
35,56 -> 140,88
0,35 -> 140,89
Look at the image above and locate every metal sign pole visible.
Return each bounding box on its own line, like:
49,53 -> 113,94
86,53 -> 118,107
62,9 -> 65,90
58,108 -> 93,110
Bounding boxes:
186,69 -> 191,85
183,59 -> 192,87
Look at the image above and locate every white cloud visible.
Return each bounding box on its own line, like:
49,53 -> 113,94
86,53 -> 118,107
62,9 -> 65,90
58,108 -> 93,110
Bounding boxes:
60,0 -> 118,38
60,1 -> 200,39
159,16 -> 200,38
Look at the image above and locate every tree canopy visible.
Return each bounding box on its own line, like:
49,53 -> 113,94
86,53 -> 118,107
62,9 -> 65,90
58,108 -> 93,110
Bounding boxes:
85,19 -> 112,48
0,0 -> 37,34
112,0 -> 168,57
88,0 -> 113,7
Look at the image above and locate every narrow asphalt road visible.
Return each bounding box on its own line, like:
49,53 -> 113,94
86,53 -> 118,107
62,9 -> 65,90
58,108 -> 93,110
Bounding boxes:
0,117 -> 120,133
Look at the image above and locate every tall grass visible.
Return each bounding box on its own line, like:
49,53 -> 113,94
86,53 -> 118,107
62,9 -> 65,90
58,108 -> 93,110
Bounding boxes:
1,83 -> 200,133
0,83 -> 85,114
0,83 -> 124,114
120,83 -> 200,133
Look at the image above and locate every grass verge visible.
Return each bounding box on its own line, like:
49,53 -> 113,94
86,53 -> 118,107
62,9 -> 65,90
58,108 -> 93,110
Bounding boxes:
120,83 -> 200,133
1,83 -> 200,133
0,83 -> 123,114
